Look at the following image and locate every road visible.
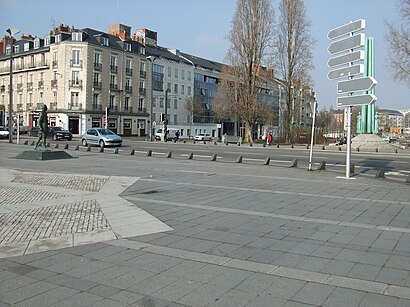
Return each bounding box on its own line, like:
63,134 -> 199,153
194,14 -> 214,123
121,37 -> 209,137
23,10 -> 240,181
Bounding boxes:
5,135 -> 410,181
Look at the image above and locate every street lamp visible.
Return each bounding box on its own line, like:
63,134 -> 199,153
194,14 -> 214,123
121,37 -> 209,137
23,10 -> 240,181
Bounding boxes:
308,95 -> 317,171
146,56 -> 156,141
6,28 -> 20,143
163,88 -> 170,142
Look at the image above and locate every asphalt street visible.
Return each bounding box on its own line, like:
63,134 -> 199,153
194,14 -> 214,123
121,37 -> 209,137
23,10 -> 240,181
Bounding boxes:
1,142 -> 410,306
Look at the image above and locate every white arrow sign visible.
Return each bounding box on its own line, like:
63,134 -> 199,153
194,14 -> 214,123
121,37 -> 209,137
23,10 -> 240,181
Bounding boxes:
328,19 -> 365,40
328,33 -> 365,55
328,64 -> 364,80
328,50 -> 364,68
337,76 -> 377,93
337,93 -> 377,107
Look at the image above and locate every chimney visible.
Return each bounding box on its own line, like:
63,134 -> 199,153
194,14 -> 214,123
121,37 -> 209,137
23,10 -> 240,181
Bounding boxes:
107,24 -> 131,40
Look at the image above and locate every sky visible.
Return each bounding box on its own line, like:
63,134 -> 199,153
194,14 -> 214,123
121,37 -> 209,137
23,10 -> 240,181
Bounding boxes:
1,0 -> 409,111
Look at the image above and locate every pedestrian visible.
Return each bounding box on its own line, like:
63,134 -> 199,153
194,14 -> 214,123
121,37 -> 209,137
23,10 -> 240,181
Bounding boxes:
267,132 -> 273,145
175,130 -> 180,141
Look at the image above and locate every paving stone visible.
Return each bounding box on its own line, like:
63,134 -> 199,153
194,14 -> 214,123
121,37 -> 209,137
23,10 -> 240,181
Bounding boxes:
262,277 -> 306,300
291,282 -> 335,306
359,293 -> 398,306
322,287 -> 366,307
347,263 -> 382,281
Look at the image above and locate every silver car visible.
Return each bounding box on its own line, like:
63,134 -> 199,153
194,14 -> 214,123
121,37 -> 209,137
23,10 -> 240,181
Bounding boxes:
81,128 -> 122,148
0,127 -> 9,139
194,133 -> 212,141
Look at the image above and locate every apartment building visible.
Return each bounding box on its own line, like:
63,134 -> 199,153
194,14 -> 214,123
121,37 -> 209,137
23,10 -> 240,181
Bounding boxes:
0,24 -> 151,136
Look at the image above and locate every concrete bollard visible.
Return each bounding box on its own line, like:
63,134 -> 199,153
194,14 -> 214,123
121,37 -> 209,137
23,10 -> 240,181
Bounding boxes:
236,155 -> 243,163
166,151 -> 172,158
226,142 -> 228,146
188,152 -> 193,159
147,150 -> 152,157
64,144 -> 69,149
193,140 -> 196,144
183,140 -> 186,143
31,141 -> 35,146
130,149 -> 135,155
322,145 -> 325,150
357,147 -> 360,152
350,164 -> 355,174
375,148 -> 378,153
237,142 -> 240,146
291,144 -> 294,149
24,140 -> 28,145
75,145 -> 79,150
99,147 -> 104,153
318,161 -> 326,170
339,146 -> 342,151
203,141 -> 206,144
55,143 -> 59,149
211,154 -> 217,161
306,144 -> 309,149
406,174 -> 410,184
375,169 -> 385,178
290,159 -> 298,168
264,157 -> 270,165
114,148 -> 119,154
395,149 -> 398,153
250,143 -> 253,147
263,143 -> 266,148
87,146 -> 91,151
214,141 -> 217,145
277,144 -> 280,148
47,143 -> 50,147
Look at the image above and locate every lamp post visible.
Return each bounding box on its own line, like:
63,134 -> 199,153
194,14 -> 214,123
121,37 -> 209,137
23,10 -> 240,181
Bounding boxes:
163,88 -> 170,142
6,28 -> 20,143
308,96 -> 317,171
146,56 -> 156,141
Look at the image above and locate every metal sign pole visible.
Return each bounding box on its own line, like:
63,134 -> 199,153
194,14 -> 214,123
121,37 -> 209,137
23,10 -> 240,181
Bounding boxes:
346,106 -> 352,178
308,100 -> 317,171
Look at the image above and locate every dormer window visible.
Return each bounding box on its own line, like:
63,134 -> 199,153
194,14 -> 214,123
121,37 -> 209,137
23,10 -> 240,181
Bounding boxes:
72,32 -> 82,41
34,38 -> 40,49
102,37 -> 109,46
14,45 -> 19,53
5,46 -> 10,55
55,34 -> 61,43
24,42 -> 29,51
45,36 -> 50,46
124,43 -> 131,52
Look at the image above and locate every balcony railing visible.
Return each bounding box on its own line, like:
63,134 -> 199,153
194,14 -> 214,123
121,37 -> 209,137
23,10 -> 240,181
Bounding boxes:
139,87 -> 146,95
110,65 -> 118,73
125,85 -> 132,93
92,104 -> 102,111
125,67 -> 133,75
70,60 -> 83,68
94,62 -> 102,71
49,102 -> 57,110
51,79 -> 58,87
26,82 -> 33,90
140,70 -> 147,78
93,81 -> 102,89
17,83 -> 23,91
68,103 -> 83,110
0,85 -> 5,92
17,104 -> 23,110
137,107 -> 147,114
69,80 -> 83,88
52,61 -> 58,68
38,81 -> 44,88
109,83 -> 118,91
123,107 -> 132,113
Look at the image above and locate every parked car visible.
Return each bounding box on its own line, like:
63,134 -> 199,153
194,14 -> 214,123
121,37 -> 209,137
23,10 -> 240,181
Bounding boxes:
13,125 -> 29,134
28,126 -> 40,137
0,127 -> 9,139
81,128 -> 122,148
194,133 -> 212,141
49,126 -> 73,141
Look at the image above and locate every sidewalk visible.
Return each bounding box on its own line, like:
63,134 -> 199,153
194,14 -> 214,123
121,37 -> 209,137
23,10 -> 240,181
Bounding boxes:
1,143 -> 410,306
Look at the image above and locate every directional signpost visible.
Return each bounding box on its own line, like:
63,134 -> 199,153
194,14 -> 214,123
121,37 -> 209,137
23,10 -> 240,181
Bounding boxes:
327,19 -> 377,179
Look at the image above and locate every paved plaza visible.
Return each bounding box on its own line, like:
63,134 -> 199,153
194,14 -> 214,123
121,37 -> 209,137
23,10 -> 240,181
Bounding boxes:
1,143 -> 410,306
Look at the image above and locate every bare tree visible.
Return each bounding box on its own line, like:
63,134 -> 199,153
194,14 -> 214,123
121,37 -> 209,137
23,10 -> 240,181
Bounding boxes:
220,0 -> 275,143
386,0 -> 410,85
185,96 -> 204,136
271,0 -> 315,143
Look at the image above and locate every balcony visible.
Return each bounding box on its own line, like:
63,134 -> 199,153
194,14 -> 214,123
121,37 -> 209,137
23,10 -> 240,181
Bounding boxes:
49,102 -> 57,110
109,83 -> 119,91
123,107 -> 132,113
92,104 -> 102,111
52,61 -> 58,68
94,62 -> 102,71
126,67 -> 133,75
68,103 -> 83,110
139,87 -> 146,95
93,81 -> 102,89
70,60 -> 83,68
110,65 -> 118,73
17,83 -> 23,92
140,70 -> 146,78
0,85 -> 5,92
69,80 -> 83,88
125,85 -> 132,93
17,104 -> 23,110
38,80 -> 44,88
51,79 -> 58,88
26,82 -> 33,90
137,107 -> 147,114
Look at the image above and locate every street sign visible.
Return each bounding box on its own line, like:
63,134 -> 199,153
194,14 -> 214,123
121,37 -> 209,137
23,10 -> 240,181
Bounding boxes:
327,64 -> 364,80
328,33 -> 365,55
337,76 -> 377,93
337,93 -> 377,107
327,19 -> 365,40
328,50 -> 364,68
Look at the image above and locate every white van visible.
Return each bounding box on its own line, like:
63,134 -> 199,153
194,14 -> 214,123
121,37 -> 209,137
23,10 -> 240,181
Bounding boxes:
155,128 -> 180,141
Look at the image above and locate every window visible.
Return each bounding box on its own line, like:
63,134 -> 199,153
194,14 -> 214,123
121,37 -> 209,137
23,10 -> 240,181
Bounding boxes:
109,95 -> 115,108
174,84 -> 178,94
140,62 -> 146,72
181,70 -> 185,80
181,85 -> 185,95
29,93 -> 33,106
102,37 -> 109,46
174,68 -> 178,79
126,58 -> 132,69
160,98 -> 164,108
110,75 -> 116,86
70,92 -> 79,106
126,78 -> 131,87
72,50 -> 80,65
53,51 -> 58,64
72,32 -> 82,41
40,72 -> 44,82
188,71 -> 192,81
124,97 -> 130,110
72,71 -> 79,84
39,92 -> 44,105
124,43 -> 131,51
174,99 -> 178,109
138,98 -> 143,111
94,52 -> 101,65
93,93 -> 99,108
45,36 -> 51,46
34,39 -> 40,49
167,67 -> 171,78
14,45 -> 19,53
55,34 -> 61,43
110,55 -> 118,71
152,97 -> 156,107
167,83 -> 171,91
53,92 -> 57,104
5,46 -> 10,55
24,43 -> 29,52
30,55 -> 34,67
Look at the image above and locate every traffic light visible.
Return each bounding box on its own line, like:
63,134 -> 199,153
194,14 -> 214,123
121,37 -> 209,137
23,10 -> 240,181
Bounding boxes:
106,107 -> 110,117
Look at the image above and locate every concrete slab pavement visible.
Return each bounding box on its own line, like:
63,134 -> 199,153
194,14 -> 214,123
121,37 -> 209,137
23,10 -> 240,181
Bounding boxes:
1,142 -> 410,306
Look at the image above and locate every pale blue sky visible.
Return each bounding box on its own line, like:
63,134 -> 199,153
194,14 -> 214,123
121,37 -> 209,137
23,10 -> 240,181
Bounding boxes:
1,0 -> 409,111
